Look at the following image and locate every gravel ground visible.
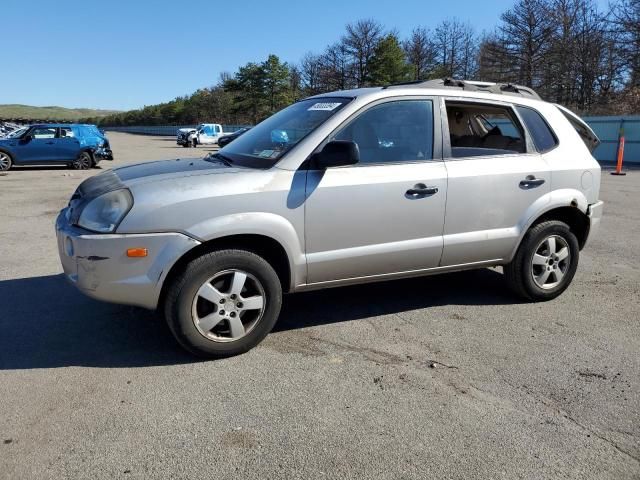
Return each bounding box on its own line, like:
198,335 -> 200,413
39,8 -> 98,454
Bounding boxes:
0,132 -> 638,479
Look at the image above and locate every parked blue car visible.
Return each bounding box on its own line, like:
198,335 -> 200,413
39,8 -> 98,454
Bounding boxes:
0,124 -> 113,171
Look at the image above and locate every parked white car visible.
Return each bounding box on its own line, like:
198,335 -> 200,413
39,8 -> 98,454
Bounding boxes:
176,123 -> 226,147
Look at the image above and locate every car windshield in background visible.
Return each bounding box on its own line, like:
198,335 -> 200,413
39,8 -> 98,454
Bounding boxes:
216,97 -> 352,168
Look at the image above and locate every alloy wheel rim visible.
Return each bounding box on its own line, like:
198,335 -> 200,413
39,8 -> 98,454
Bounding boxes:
531,235 -> 571,290
0,153 -> 10,170
191,269 -> 266,342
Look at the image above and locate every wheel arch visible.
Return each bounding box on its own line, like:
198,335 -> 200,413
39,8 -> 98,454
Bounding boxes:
158,233 -> 294,312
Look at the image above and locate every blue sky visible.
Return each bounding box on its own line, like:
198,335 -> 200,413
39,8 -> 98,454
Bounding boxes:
1,0 -> 611,111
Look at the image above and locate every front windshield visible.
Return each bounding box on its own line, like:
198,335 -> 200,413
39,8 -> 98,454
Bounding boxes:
7,127 -> 27,138
216,97 -> 352,168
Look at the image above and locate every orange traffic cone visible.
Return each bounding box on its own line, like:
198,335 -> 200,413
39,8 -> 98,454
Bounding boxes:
611,124 -> 626,176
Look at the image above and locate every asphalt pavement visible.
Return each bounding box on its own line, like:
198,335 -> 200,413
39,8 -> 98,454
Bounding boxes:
1,133 -> 638,479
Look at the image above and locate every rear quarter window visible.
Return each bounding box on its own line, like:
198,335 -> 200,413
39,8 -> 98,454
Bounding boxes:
516,106 -> 558,153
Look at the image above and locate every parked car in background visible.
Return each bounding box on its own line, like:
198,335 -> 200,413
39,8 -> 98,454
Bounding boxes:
0,124 -> 113,171
57,79 -> 603,358
217,127 -> 251,148
176,123 -> 227,147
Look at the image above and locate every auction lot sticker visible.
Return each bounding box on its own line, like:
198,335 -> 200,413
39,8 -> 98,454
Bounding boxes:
308,102 -> 342,111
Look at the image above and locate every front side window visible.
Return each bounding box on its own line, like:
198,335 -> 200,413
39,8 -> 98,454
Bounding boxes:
445,101 -> 525,158
218,97 -> 352,168
30,127 -> 56,139
516,106 -> 558,153
332,100 -> 434,164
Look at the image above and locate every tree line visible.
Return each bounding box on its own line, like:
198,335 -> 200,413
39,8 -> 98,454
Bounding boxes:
91,0 -> 639,127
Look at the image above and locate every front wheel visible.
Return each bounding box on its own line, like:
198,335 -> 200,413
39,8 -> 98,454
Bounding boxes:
192,138 -> 197,148
0,151 -> 13,171
504,220 -> 579,301
163,249 -> 282,358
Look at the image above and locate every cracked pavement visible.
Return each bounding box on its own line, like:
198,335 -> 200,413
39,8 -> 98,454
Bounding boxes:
0,133 -> 638,479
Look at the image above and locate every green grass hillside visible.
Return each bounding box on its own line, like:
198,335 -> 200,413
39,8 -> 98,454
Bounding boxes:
0,104 -> 121,121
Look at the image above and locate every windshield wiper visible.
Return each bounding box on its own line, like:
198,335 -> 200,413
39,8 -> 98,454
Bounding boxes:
207,152 -> 234,166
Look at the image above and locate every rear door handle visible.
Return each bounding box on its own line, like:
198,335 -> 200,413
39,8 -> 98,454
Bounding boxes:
406,184 -> 439,197
519,176 -> 546,189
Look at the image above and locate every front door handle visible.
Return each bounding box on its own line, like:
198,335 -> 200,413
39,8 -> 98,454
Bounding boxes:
519,176 -> 546,189
406,184 -> 439,197
45,141 -> 55,145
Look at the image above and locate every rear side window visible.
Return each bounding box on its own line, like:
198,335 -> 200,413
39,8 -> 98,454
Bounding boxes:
516,106 -> 558,153
445,101 -> 525,158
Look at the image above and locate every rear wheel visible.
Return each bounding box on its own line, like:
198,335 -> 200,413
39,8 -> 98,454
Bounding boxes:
192,138 -> 198,148
0,151 -> 12,171
504,220 -> 579,301
71,151 -> 92,170
163,249 -> 282,358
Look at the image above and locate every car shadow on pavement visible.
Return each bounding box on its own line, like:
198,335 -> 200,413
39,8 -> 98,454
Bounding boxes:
275,268 -> 516,332
0,269 -> 516,370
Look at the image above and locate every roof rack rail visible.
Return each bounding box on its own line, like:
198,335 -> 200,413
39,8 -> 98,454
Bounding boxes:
383,78 -> 541,100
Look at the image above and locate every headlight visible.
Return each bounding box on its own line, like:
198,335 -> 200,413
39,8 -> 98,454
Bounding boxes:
77,189 -> 133,233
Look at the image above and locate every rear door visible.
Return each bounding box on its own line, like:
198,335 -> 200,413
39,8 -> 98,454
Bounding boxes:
56,126 -> 81,161
440,98 -> 551,266
304,98 -> 447,284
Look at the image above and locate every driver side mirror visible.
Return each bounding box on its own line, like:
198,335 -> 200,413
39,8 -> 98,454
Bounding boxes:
22,133 -> 33,142
314,141 -> 359,169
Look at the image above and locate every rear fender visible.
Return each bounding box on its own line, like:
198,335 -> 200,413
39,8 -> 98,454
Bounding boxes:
508,188 -> 589,261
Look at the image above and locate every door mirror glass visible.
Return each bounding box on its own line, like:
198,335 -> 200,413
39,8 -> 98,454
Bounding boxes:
315,140 -> 360,168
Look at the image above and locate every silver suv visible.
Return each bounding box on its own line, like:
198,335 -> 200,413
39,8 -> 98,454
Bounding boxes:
56,79 -> 604,357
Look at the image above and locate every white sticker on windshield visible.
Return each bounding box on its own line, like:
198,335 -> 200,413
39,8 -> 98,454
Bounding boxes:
308,102 -> 342,111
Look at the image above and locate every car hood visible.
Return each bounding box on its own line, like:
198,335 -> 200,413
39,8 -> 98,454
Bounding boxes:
114,157 -> 242,184
67,158 -> 244,224
74,158 -> 239,198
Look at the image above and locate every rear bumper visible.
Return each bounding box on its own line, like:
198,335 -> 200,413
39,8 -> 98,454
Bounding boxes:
56,209 -> 200,309
585,200 -> 604,247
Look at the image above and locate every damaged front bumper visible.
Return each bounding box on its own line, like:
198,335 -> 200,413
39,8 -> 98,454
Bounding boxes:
56,209 -> 200,309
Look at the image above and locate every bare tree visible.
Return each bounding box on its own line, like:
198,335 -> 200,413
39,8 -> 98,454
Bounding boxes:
433,19 -> 478,79
497,0 -> 554,87
609,0 -> 640,86
320,42 -> 355,91
299,52 -> 323,95
341,19 -> 384,86
403,27 -> 437,80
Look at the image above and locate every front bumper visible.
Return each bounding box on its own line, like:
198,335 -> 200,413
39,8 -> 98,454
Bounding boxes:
94,147 -> 114,161
56,209 -> 200,309
585,200 -> 604,247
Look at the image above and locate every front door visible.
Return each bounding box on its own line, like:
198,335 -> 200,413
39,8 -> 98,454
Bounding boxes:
304,99 -> 447,284
14,126 -> 58,163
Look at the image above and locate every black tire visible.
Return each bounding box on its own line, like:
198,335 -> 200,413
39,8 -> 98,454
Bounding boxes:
182,143 -> 189,148
0,151 -> 13,171
163,249 -> 283,358
71,151 -> 92,170
192,138 -> 198,148
504,220 -> 579,301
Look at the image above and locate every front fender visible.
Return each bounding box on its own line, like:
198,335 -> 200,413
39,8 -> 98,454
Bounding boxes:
508,188 -> 589,261
187,212 -> 305,290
